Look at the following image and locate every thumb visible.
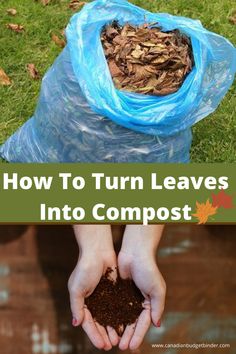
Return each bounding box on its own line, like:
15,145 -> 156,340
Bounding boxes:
117,251 -> 132,279
68,278 -> 85,326
150,275 -> 166,326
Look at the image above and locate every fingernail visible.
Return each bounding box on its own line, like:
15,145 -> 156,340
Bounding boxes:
72,318 -> 78,327
157,320 -> 161,327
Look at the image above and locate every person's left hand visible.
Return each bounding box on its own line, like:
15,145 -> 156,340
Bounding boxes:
117,225 -> 166,351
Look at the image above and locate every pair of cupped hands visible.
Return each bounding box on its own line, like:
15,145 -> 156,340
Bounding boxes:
68,225 -> 166,351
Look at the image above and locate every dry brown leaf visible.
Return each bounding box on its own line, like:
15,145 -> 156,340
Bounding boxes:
108,60 -> 123,77
132,65 -> 153,80
40,0 -> 50,6
136,85 -> 154,93
27,64 -> 40,80
228,15 -> 236,25
112,36 -> 127,46
7,8 -> 17,16
101,22 -> 194,96
141,41 -> 157,47
6,23 -> 24,33
0,68 -> 11,86
154,86 -> 178,96
106,26 -> 119,38
51,34 -> 66,48
152,56 -> 169,65
131,45 -> 144,59
146,76 -> 164,87
61,29 -> 66,37
68,0 -> 87,11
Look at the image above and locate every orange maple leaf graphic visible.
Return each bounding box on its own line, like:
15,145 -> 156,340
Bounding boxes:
192,199 -> 218,224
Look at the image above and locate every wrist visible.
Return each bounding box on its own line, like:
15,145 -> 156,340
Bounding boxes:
120,225 -> 164,258
73,225 -> 114,254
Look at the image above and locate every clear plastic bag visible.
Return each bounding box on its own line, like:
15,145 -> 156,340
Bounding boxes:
1,0 -> 235,162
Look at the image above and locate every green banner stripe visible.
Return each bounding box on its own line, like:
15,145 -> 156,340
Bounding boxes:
0,164 -> 235,224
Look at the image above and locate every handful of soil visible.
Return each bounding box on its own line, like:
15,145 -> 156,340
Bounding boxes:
85,268 -> 145,335
101,22 -> 194,96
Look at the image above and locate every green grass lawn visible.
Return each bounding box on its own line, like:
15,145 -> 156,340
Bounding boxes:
0,0 -> 235,162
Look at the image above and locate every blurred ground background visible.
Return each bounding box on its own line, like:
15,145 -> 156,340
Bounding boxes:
0,225 -> 235,354
0,0 -> 235,162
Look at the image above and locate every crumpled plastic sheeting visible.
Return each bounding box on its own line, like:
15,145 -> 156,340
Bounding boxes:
66,0 -> 236,136
1,0 -> 235,162
0,47 -> 192,162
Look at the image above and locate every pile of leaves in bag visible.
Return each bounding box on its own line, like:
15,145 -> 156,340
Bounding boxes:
101,22 -> 194,96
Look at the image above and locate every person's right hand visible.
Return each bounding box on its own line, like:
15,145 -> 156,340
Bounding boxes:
68,225 -> 119,351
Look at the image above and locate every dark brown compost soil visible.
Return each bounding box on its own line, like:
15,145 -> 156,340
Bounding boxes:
85,268 -> 144,335
101,21 -> 194,96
